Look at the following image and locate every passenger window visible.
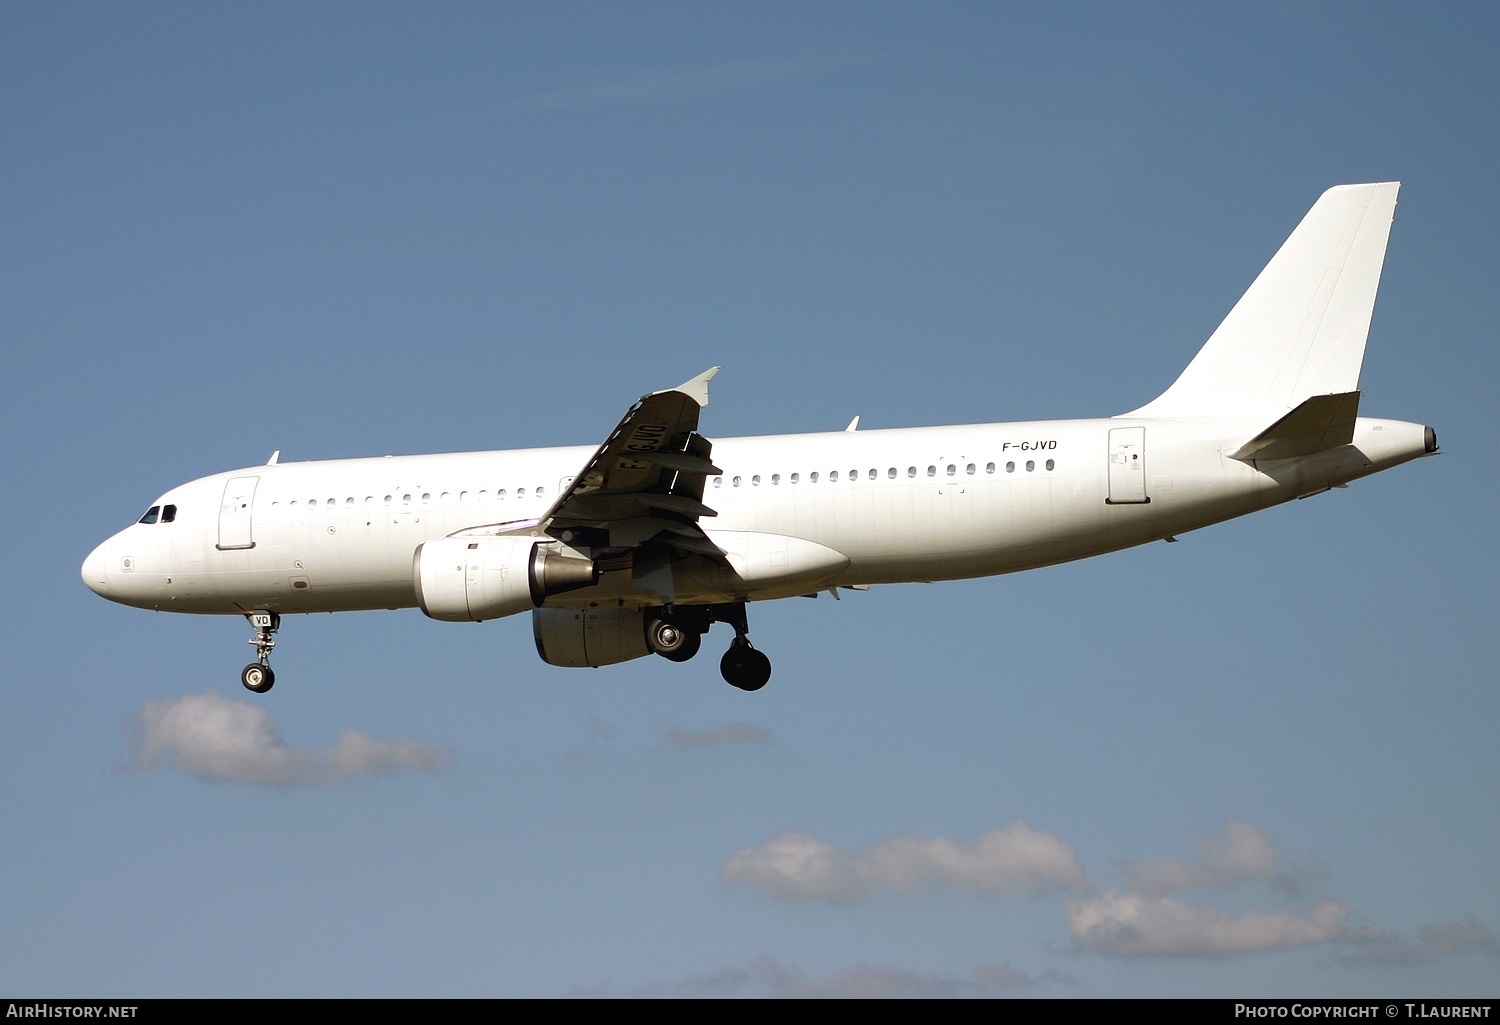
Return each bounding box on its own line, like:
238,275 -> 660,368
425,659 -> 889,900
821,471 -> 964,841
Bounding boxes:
498,489 -> 506,499
790,473 -> 799,484
830,471 -> 839,482
907,467 -> 916,478
346,497 -> 355,506
927,466 -> 936,477
966,464 -> 975,475
1026,460 -> 1035,472
849,469 -> 859,481
810,472 -> 819,483
946,464 -> 956,476
887,467 -> 896,479
733,476 -> 742,487
713,477 -> 723,488
309,499 -> 318,508
517,488 -> 526,498
422,493 -> 431,503
1006,462 -> 1015,473
771,474 -> 780,485
1046,459 -> 1055,471
161,505 -> 177,523
986,462 -> 995,474
536,487 -> 545,497
138,506 -> 160,525
752,475 -> 761,486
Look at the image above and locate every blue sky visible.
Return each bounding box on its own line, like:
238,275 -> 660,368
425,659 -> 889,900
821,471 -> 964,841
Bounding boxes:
3,1 -> 1497,997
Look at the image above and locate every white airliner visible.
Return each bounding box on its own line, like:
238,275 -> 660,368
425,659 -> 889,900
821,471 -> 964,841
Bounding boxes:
83,183 -> 1436,693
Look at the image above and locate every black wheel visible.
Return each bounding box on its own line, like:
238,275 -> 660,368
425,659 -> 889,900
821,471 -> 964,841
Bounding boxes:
719,643 -> 771,691
241,663 -> 275,693
646,617 -> 701,661
658,630 -> 701,663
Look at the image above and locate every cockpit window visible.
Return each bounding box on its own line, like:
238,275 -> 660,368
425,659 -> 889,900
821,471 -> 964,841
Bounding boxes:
161,504 -> 177,523
138,506 -> 160,525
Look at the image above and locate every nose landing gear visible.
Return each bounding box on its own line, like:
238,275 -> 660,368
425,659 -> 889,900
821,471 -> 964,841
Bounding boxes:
241,611 -> 279,693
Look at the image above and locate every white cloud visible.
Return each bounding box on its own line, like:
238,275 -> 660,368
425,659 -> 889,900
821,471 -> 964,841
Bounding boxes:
723,831 -> 864,902
1070,822 -> 1384,958
1066,891 -> 1369,957
1420,917 -> 1499,958
722,822 -> 1088,903
1123,821 -> 1277,894
659,721 -> 773,750
1122,821 -> 1322,896
716,818 -> 1492,967
1330,916 -> 1500,966
131,691 -> 452,786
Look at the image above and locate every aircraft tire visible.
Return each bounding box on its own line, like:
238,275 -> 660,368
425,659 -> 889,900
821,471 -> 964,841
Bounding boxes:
657,630 -> 702,663
720,644 -> 771,691
646,617 -> 696,659
241,663 -> 275,693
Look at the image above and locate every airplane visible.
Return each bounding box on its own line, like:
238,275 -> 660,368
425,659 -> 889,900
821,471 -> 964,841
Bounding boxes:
82,182 -> 1436,694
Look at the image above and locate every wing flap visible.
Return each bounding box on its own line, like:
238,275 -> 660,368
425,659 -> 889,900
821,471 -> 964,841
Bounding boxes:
643,451 -> 723,475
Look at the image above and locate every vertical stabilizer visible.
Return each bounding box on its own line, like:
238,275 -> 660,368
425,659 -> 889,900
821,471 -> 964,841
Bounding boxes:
1124,183 -> 1399,420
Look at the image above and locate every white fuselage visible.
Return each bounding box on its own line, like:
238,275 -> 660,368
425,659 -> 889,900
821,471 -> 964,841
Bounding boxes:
81,414 -> 1432,617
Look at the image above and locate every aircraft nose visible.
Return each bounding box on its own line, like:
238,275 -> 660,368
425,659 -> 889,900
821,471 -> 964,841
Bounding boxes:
82,542 -> 110,596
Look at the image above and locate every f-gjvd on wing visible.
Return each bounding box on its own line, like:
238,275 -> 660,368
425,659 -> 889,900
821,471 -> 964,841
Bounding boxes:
82,183 -> 1436,694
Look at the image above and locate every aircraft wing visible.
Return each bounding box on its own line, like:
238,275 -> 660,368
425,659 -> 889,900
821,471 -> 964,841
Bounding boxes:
538,368 -> 726,556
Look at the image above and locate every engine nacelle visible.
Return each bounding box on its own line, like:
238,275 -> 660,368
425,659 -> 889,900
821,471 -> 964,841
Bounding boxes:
532,606 -> 651,668
414,536 -> 597,622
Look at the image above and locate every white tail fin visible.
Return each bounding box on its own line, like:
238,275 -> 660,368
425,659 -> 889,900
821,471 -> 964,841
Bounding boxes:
1124,183 -> 1400,420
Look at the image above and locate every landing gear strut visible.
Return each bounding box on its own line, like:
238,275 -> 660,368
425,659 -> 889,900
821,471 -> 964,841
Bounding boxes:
714,602 -> 771,692
241,611 -> 279,693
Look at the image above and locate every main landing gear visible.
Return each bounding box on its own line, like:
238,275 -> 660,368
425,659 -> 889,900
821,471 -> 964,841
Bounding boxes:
644,602 -> 772,692
645,606 -> 706,664
241,611 -> 279,693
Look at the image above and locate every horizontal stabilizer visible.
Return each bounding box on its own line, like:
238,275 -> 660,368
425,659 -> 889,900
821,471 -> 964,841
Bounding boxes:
1230,391 -> 1359,461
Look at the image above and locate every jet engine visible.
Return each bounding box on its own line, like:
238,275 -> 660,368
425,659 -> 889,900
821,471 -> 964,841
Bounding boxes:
532,606 -> 651,667
414,536 -> 597,622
